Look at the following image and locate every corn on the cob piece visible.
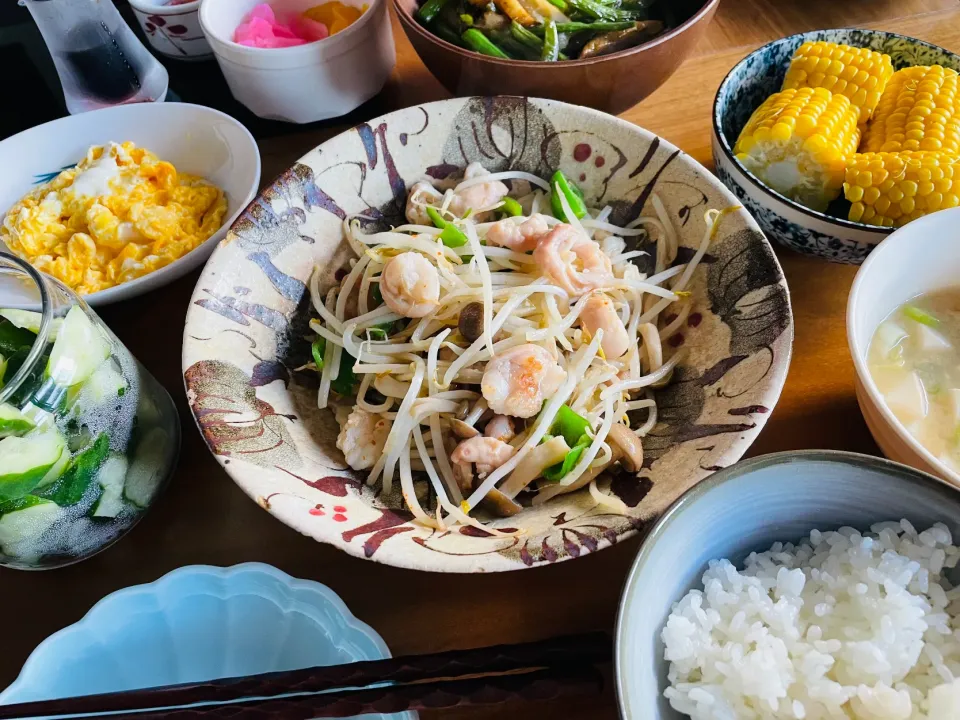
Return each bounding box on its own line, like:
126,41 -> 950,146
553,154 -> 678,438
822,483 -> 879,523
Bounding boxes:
782,41 -> 893,123
861,66 -> 960,156
734,87 -> 861,211
843,151 -> 960,226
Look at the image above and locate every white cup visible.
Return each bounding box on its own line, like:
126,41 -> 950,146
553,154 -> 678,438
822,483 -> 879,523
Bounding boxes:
199,0 -> 396,123
127,0 -> 213,61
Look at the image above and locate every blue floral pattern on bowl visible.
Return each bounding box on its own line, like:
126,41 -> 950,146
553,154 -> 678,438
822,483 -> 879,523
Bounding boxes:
713,29 -> 960,264
0,563 -> 415,720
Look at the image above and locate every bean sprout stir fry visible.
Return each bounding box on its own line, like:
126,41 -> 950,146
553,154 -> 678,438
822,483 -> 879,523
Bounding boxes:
308,163 -> 731,533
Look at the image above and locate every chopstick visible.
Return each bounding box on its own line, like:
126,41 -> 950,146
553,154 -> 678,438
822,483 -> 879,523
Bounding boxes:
0,632 -> 611,719
92,665 -> 603,719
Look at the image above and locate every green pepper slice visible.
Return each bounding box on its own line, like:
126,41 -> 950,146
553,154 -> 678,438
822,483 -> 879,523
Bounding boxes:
550,171 -> 588,222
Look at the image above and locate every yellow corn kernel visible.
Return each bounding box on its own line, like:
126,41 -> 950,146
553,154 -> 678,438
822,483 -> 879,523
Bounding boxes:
734,87 -> 861,211
862,66 -> 960,157
782,41 -> 893,123
844,151 -> 960,226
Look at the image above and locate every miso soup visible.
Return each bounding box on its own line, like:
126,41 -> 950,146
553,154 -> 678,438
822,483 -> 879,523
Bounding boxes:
869,290 -> 960,471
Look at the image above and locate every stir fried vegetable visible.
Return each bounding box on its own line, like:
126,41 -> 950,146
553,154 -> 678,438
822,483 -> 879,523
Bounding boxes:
551,171 -> 588,222
426,206 -> 470,247
414,0 -> 666,61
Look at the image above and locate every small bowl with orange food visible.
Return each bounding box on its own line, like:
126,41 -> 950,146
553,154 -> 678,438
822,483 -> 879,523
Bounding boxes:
712,29 -> 960,263
199,0 -> 396,123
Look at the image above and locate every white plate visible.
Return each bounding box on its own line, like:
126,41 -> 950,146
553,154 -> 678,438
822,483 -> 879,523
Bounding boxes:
0,103 -> 261,306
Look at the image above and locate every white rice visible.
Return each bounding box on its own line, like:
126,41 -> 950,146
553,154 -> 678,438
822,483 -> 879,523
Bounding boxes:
661,520 -> 960,719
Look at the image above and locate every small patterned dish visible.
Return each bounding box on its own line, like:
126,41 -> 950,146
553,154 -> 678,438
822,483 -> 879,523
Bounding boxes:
712,28 -> 960,264
0,563 -> 413,720
182,96 -> 794,573
128,0 -> 213,61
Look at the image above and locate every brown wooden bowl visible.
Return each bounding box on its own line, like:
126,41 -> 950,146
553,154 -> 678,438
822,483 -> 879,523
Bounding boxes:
393,0 -> 719,114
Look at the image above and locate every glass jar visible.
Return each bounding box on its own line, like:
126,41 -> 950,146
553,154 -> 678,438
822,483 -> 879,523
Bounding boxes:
20,0 -> 169,115
0,253 -> 179,569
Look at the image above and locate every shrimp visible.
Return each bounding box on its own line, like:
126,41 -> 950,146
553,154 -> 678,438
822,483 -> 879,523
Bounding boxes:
484,414 -> 516,443
380,251 -> 440,318
448,163 -> 509,217
580,293 -> 631,359
405,181 -> 443,225
484,213 -> 550,252
336,407 -> 391,471
451,436 -> 516,476
481,343 -> 566,418
533,224 -> 613,296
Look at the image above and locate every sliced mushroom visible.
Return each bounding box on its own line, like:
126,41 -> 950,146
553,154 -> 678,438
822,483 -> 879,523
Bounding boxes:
480,488 -> 523,517
606,423 -> 644,472
451,418 -> 481,439
579,21 -> 665,59
452,461 -> 474,494
532,463 -> 606,505
458,302 -> 485,343
498,435 -> 571,499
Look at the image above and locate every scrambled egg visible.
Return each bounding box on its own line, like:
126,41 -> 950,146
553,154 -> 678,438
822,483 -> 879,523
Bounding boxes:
1,142 -> 228,295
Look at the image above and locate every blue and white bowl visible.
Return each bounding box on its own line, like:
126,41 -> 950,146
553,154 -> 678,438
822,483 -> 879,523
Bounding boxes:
0,563 -> 414,720
713,29 -> 960,264
614,450 -> 960,718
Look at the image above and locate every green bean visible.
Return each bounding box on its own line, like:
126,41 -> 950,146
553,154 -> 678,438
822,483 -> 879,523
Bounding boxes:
330,350 -> 358,396
541,20 -> 560,61
311,337 -> 326,371
416,0 -> 450,24
431,18 -> 464,45
510,20 -> 543,51
544,0 -> 570,10
425,206 -> 469,247
462,28 -> 510,58
550,170 -> 588,221
499,197 -> 523,216
534,20 -> 633,33
564,0 -> 642,22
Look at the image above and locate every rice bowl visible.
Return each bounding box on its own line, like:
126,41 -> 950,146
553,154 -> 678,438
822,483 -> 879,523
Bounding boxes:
615,450 -> 960,719
662,519 -> 960,718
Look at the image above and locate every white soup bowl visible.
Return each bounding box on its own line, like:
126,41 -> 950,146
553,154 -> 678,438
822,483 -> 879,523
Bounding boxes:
847,206 -> 960,488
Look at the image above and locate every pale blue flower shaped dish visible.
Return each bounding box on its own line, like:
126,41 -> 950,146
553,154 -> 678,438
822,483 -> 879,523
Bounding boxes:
0,563 -> 415,720
712,28 -> 960,264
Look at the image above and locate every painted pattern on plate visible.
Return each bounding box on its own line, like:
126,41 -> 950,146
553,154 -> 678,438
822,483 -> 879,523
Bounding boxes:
183,97 -> 794,572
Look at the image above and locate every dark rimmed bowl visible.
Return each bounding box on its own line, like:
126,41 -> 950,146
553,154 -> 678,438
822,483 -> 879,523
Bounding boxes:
614,450 -> 960,718
712,28 -> 960,264
394,0 -> 719,115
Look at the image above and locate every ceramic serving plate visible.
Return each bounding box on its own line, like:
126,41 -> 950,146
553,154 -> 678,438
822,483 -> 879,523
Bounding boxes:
182,96 -> 794,572
0,102 -> 261,305
0,563 -> 413,720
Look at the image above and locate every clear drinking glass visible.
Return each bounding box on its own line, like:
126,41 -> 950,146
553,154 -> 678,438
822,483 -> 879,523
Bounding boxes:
0,253 -> 180,569
20,0 -> 169,114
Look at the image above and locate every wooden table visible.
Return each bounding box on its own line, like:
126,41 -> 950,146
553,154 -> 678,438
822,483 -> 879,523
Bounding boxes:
4,1 -> 960,717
